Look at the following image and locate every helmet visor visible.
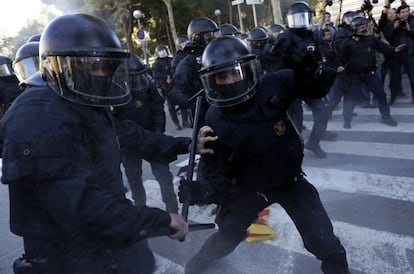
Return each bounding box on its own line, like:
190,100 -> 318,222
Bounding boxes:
43,55 -> 130,106
13,56 -> 40,82
0,63 -> 14,77
157,49 -> 169,58
201,59 -> 258,107
130,73 -> 150,93
287,11 -> 314,29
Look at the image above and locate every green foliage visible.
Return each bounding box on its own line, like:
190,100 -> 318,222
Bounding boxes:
1,15 -> 49,57
2,0 -> 326,60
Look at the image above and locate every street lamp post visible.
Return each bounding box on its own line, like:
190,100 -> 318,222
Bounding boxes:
214,9 -> 221,25
133,9 -> 149,65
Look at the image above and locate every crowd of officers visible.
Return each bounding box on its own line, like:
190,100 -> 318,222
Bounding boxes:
0,0 -> 411,273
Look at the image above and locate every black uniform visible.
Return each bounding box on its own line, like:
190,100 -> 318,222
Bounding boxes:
1,86 -> 190,274
168,44 -> 210,123
113,77 -> 179,213
0,74 -> 20,118
152,56 -> 183,129
271,28 -> 335,158
336,33 -> 397,127
184,69 -> 349,274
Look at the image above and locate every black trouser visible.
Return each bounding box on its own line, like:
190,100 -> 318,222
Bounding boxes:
342,72 -> 390,123
288,98 -> 329,145
304,98 -> 329,145
390,55 -> 414,100
185,177 -> 349,274
122,155 -> 178,213
166,97 -> 180,126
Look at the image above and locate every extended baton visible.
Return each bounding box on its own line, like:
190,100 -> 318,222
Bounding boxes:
140,223 -> 216,239
179,96 -> 215,242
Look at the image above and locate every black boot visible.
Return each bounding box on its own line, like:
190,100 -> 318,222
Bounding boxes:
305,141 -> 327,159
343,120 -> 351,129
321,250 -> 350,274
381,116 -> 398,126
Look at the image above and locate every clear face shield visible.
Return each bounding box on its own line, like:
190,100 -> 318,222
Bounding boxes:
287,11 -> 314,29
0,63 -> 14,77
130,72 -> 150,94
201,59 -> 258,107
156,49 -> 169,58
249,40 -> 268,50
43,55 -> 130,106
13,56 -> 40,82
197,31 -> 220,47
177,41 -> 188,51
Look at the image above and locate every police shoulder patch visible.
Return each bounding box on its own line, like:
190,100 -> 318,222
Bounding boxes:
135,100 -> 144,108
273,120 -> 286,136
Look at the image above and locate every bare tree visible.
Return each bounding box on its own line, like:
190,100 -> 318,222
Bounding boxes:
162,0 -> 178,52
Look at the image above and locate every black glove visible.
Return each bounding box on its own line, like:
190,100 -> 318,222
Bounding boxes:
178,178 -> 209,205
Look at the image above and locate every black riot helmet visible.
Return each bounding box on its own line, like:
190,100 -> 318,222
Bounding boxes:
350,16 -> 370,36
128,53 -> 149,93
286,1 -> 315,29
13,42 -> 40,83
247,27 -> 269,50
154,45 -> 170,58
268,23 -> 285,40
175,35 -> 189,51
27,33 -> 41,42
342,11 -> 357,26
220,23 -> 241,36
0,55 -> 15,77
199,36 -> 259,107
39,13 -> 131,107
187,17 -> 220,47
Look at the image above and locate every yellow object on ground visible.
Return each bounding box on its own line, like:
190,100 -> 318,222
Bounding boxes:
245,207 -> 276,243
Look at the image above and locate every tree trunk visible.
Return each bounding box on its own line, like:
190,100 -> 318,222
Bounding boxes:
121,9 -> 134,53
271,0 -> 283,24
162,0 -> 178,52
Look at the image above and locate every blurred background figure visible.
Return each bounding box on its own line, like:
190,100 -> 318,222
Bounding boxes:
268,23 -> 285,43
171,35 -> 192,128
168,17 -> 220,125
12,41 -> 45,89
0,55 -> 20,118
219,23 -> 242,37
114,53 -> 179,213
152,44 -> 186,130
247,26 -> 270,72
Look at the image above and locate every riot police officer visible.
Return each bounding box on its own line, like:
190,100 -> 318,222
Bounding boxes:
335,16 -> 403,128
268,1 -> 337,158
114,53 -> 179,213
0,55 -> 20,118
325,10 -> 358,115
168,17 -> 220,125
1,13 -> 190,274
171,35 -> 192,128
219,23 -> 242,37
12,41 -> 46,89
247,26 -> 270,72
178,36 -> 350,274
268,23 -> 285,43
152,44 -> 184,130
171,35 -> 189,75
